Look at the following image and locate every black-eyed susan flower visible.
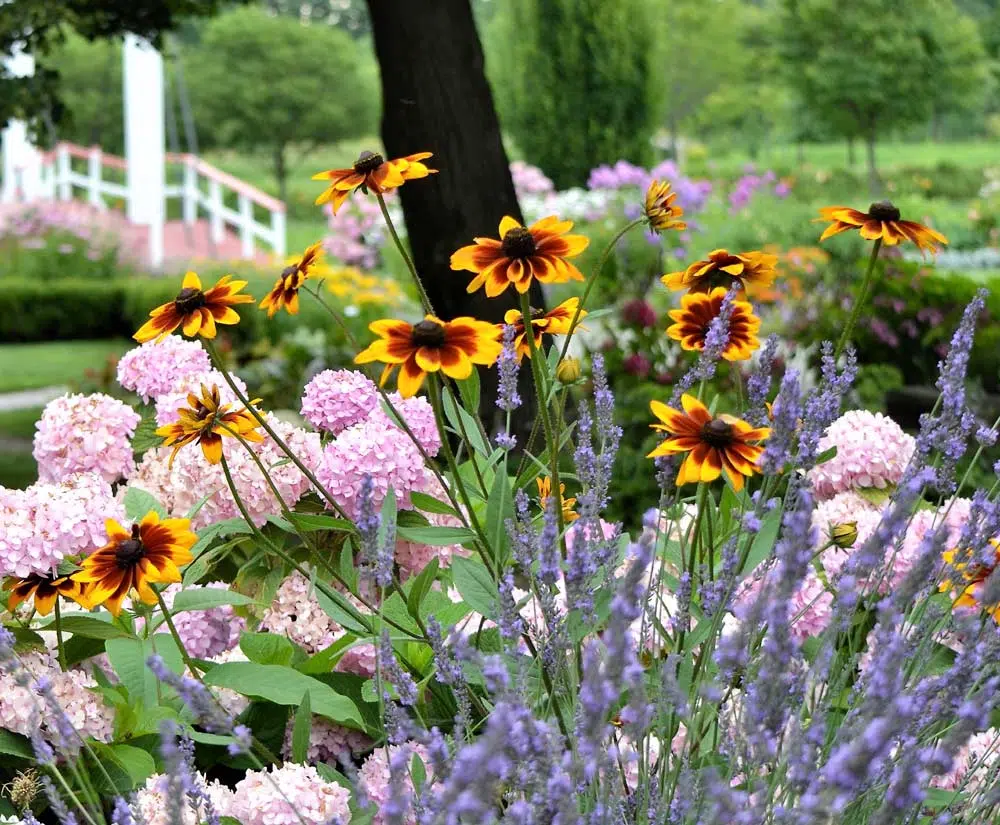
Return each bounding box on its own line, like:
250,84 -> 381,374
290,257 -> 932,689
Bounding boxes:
313,150 -> 436,214
666,287 -> 761,361
941,539 -> 1000,621
260,242 -> 325,318
537,476 -> 578,523
72,512 -> 197,616
450,216 -> 589,297
644,180 -> 687,233
355,315 -> 502,398
502,297 -> 586,361
662,249 -> 778,295
4,572 -> 90,616
156,384 -> 263,466
134,271 -> 254,343
817,202 -> 948,254
647,394 -> 769,491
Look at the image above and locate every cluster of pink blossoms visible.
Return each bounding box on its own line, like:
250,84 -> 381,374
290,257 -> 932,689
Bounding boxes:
0,472 -> 123,578
301,368 -> 380,434
358,744 -> 431,825
116,337 -> 212,402
154,369 -> 249,427
128,415 -> 320,529
281,715 -> 372,764
323,194 -> 386,270
148,582 -> 245,659
133,773 -> 235,825
33,393 -> 141,483
229,763 -> 352,825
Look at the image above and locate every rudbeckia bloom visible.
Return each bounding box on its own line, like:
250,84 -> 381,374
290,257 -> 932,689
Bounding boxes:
666,287 -> 761,361
537,476 -> 579,523
941,539 -> 1000,621
156,384 -> 263,466
644,180 -> 687,233
502,298 -> 586,361
355,315 -> 503,398
260,242 -> 325,318
72,512 -> 197,616
134,271 -> 254,343
647,394 -> 769,491
662,249 -> 778,294
4,572 -> 90,616
817,201 -> 948,254
450,216 -> 589,297
313,150 -> 436,214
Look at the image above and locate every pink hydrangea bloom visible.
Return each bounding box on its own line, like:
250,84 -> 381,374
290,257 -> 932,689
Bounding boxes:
359,744 -> 430,825
811,492 -> 882,578
787,571 -> 834,640
336,641 -> 378,678
116,338 -> 211,402
315,418 -> 426,519
259,571 -> 340,654
33,393 -> 140,483
230,763 -> 351,825
150,582 -> 244,659
808,410 -> 915,499
281,715 -> 372,764
931,729 -> 1000,791
367,392 -> 442,456
1,473 -> 123,578
134,773 -> 235,825
154,369 -> 248,427
394,470 -> 468,579
127,415 -> 320,529
301,369 -> 379,435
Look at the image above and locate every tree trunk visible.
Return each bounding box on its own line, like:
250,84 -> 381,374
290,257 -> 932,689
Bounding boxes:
274,145 -> 288,206
366,0 -> 544,435
865,130 -> 880,196
846,136 -> 855,167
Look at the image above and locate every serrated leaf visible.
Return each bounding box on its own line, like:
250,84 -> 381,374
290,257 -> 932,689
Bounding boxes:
291,690 -> 312,763
123,487 -> 167,521
130,414 -> 162,455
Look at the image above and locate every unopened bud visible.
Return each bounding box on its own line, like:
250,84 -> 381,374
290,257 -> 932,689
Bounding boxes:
556,356 -> 582,384
830,521 -> 859,549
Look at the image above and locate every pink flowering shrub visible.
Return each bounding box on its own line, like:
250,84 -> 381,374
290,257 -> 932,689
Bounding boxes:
301,368 -> 379,434
116,338 -> 212,402
229,763 -> 352,825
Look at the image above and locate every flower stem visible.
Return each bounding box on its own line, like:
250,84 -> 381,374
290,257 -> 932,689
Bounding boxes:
53,599 -> 67,672
834,238 -> 882,360
154,588 -> 201,678
376,192 -> 435,316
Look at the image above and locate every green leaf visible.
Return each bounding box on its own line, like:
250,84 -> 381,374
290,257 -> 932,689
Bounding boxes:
442,390 -> 490,456
203,662 -> 362,727
406,558 -> 439,621
240,631 -> 300,667
169,588 -> 255,614
184,535 -> 248,585
106,635 -> 183,709
744,508 -> 783,575
39,615 -> 131,640
91,742 -> 156,794
315,585 -> 370,636
130,414 -> 162,455
0,729 -> 31,759
291,690 -> 312,763
4,626 -> 46,649
410,491 -> 459,517
815,446 -> 838,466
456,369 -> 481,417
395,525 -> 476,546
450,556 -> 497,619
123,487 -> 168,521
485,469 -> 513,565
285,512 -> 356,534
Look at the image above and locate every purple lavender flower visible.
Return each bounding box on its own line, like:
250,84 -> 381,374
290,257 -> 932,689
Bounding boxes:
497,324 -> 522,412
379,631 -> 419,706
746,334 -> 779,425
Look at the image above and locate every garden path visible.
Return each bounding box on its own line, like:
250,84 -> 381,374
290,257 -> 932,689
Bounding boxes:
0,385 -> 66,412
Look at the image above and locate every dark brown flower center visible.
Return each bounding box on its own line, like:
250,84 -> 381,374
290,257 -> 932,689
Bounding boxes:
174,287 -> 206,314
280,264 -> 299,280
411,319 -> 447,348
867,200 -> 900,222
701,418 -> 734,447
353,150 -> 385,175
115,525 -> 146,569
501,227 -> 537,260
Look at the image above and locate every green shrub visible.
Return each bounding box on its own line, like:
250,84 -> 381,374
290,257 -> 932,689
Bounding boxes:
0,279 -> 128,342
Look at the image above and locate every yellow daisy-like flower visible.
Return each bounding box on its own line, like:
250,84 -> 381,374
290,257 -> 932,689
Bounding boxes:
666,287 -> 761,362
644,180 -> 687,233
260,242 -> 325,318
3,572 -> 91,616
940,539 -> 1000,621
537,476 -> 579,523
647,394 -> 769,492
313,150 -> 436,214
662,249 -> 778,295
450,216 -> 589,298
355,315 -> 503,398
817,202 -> 948,254
72,512 -> 197,617
502,298 -> 586,361
134,271 -> 254,343
156,384 -> 263,467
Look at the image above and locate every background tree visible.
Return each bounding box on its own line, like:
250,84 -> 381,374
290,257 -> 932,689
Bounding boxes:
184,7 -> 378,203
487,0 -> 655,188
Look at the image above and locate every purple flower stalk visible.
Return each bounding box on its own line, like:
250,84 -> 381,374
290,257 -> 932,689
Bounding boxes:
497,324 -> 522,412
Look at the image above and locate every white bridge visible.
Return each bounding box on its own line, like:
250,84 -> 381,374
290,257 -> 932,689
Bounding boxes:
1,36 -> 286,268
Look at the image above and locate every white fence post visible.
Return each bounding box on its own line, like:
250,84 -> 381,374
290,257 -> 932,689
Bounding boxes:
182,157 -> 197,225
239,194 -> 254,259
87,146 -> 103,208
56,145 -> 72,201
209,178 -> 224,244
1,48 -> 42,203
271,210 -> 286,259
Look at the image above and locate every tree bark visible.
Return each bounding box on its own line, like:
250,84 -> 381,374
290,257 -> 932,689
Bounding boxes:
366,0 -> 544,434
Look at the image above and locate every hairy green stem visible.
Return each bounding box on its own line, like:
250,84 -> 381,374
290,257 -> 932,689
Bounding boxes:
834,238 -> 882,360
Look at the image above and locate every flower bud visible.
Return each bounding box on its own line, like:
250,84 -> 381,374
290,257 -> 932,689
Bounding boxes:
556,356 -> 582,383
830,521 -> 859,549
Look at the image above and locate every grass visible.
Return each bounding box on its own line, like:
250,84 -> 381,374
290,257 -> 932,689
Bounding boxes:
0,406 -> 41,490
0,406 -> 44,441
0,339 -> 131,393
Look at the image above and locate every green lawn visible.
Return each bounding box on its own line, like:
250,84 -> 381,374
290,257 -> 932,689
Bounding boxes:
0,339 -> 131,393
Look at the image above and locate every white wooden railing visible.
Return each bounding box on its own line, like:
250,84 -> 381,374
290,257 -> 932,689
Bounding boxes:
36,142 -> 286,261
